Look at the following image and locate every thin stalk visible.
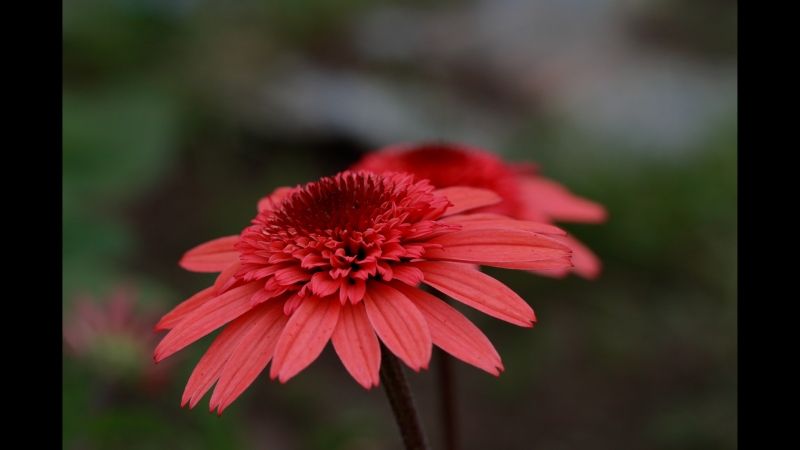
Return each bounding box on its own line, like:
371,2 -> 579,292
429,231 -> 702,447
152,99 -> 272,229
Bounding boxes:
428,288 -> 460,450
380,343 -> 430,450
437,346 -> 459,450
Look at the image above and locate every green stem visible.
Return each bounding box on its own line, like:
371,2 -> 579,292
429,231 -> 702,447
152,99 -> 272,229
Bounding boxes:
380,343 -> 430,450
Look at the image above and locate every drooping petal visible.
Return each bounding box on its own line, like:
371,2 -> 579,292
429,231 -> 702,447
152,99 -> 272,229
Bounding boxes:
421,228 -> 571,265
532,234 -> 602,280
444,213 -> 566,236
209,300 -> 290,414
517,176 -> 607,224
270,296 -> 341,383
154,287 -> 215,332
154,282 -> 263,362
362,281 -> 431,371
331,302 -> 381,389
179,236 -> 241,273
434,187 -> 502,217
181,302 -> 280,408
390,281 -> 502,375
410,261 -> 535,327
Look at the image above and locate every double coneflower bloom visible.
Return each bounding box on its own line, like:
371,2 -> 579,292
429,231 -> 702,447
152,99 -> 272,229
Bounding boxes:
155,171 -> 573,414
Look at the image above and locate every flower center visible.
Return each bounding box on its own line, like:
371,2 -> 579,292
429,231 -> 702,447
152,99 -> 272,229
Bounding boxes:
235,171 -> 454,306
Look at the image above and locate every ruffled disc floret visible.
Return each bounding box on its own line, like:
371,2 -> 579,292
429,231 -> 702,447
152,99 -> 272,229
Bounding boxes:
235,172 -> 459,312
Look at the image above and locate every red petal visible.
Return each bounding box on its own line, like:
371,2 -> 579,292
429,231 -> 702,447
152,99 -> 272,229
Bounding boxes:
518,176 -> 607,224
179,236 -> 240,273
270,296 -> 341,383
213,261 -> 242,295
274,265 -> 313,285
390,281 -> 503,375
532,234 -> 602,280
154,287 -> 215,332
410,261 -> 535,327
421,228 -> 571,264
181,302 -> 279,408
154,282 -> 262,362
529,266 -> 570,279
340,278 -> 367,304
309,272 -> 344,297
444,213 -> 566,236
486,257 -> 573,270
331,302 -> 381,389
433,187 -> 502,217
362,281 -> 431,371
391,265 -> 424,287
209,300 -> 290,414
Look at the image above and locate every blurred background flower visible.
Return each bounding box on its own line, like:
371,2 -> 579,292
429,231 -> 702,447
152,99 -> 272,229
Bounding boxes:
63,288 -> 175,389
63,0 -> 736,449
351,142 -> 607,279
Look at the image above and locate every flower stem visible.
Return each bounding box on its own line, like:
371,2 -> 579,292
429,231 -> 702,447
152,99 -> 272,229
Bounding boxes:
428,287 -> 460,450
437,346 -> 459,450
380,343 -> 430,450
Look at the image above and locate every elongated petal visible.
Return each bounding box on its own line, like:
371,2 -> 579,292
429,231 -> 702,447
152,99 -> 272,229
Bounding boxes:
179,236 -> 241,273
331,302 -> 381,389
154,282 -> 262,362
518,177 -> 607,223
532,234 -> 601,280
210,301 -> 289,414
390,281 -> 502,375
434,187 -> 502,217
181,302 -> 279,408
270,296 -> 341,383
410,261 -> 535,327
486,257 -> 573,270
444,213 -> 566,236
363,281 -> 431,371
155,287 -> 215,332
421,228 -> 571,264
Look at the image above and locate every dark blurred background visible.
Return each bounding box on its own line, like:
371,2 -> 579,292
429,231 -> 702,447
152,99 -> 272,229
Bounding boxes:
62,0 -> 737,449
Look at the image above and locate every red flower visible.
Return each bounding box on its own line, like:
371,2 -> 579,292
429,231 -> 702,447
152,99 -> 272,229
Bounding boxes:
63,289 -> 173,389
351,143 -> 607,279
155,171 -> 572,414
